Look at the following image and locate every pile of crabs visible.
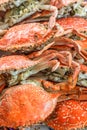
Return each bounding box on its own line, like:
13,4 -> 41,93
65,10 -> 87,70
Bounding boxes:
0,0 -> 87,130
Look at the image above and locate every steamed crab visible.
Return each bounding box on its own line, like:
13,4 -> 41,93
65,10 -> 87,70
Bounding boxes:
0,0 -> 58,31
0,17 -> 87,54
0,53 -> 86,129
0,0 -> 87,35
0,16 -> 87,130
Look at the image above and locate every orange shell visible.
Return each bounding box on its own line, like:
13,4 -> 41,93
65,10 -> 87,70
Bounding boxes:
46,100 -> 87,130
0,55 -> 35,71
0,84 -> 58,128
57,17 -> 87,30
0,23 -> 54,53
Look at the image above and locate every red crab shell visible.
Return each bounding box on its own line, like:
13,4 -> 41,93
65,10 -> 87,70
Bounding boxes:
0,23 -> 54,53
0,16 -> 86,130
56,17 -> 87,31
0,84 -> 59,128
46,99 -> 87,130
0,17 -> 87,54
0,55 -> 36,71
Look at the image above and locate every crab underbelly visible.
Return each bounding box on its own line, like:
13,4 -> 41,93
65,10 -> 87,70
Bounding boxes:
0,0 -> 39,29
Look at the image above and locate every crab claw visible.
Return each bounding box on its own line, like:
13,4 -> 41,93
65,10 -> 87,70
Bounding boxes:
46,99 -> 87,130
0,83 -> 59,128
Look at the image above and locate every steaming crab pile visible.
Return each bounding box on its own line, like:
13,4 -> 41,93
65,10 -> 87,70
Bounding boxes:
0,0 -> 87,130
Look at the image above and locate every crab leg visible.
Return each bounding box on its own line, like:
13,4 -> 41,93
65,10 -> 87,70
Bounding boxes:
55,28 -> 87,39
42,78 -> 77,93
28,49 -> 86,91
34,50 -> 72,67
37,50 -> 83,90
39,5 -> 58,30
21,77 -> 84,101
71,61 -> 80,81
77,40 -> 87,50
78,87 -> 87,101
0,84 -> 5,94
28,42 -> 55,59
54,37 -> 87,60
0,76 -> 6,93
21,3 -> 58,35
59,51 -> 72,67
25,60 -> 59,78
72,29 -> 87,39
